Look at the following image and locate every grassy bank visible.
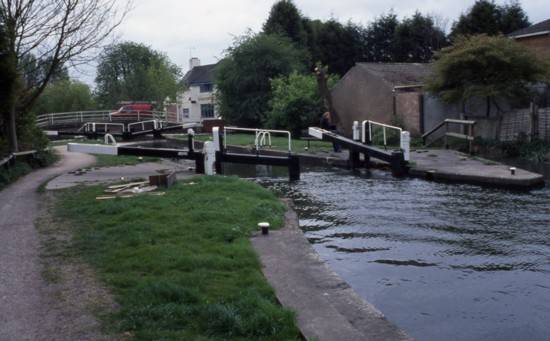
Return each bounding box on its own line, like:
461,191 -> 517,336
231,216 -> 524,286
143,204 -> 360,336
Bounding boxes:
193,133 -> 333,153
0,151 -> 58,191
55,176 -> 300,340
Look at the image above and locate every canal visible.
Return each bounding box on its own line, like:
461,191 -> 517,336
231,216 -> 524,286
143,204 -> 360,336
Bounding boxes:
225,163 -> 550,341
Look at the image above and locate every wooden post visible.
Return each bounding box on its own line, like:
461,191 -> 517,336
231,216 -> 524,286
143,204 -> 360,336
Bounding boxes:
390,151 -> 407,177
444,122 -> 449,149
215,151 -> 223,175
349,150 -> 360,170
288,155 -> 300,181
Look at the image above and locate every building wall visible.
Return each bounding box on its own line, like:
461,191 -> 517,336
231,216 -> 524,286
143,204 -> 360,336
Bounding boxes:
515,35 -> 550,60
176,85 -> 218,123
395,92 -> 422,135
332,66 -> 394,136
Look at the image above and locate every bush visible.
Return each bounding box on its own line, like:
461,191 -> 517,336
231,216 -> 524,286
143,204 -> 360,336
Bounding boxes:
267,72 -> 338,137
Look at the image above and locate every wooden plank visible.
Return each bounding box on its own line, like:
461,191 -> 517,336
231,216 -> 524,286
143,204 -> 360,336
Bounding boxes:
445,132 -> 475,141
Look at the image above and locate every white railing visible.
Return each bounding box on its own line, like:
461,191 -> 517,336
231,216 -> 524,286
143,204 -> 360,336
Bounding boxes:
80,122 -> 126,133
223,127 -> 292,153
359,120 -> 410,161
36,110 -> 174,128
127,120 -> 161,132
255,131 -> 272,148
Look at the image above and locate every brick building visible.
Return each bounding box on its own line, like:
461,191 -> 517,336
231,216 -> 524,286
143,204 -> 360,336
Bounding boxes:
509,19 -> 550,60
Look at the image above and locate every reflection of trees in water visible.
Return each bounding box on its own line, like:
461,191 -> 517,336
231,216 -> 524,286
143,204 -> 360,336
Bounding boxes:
255,178 -> 348,232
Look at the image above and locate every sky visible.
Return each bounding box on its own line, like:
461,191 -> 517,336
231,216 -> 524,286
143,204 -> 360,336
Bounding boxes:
73,0 -> 549,85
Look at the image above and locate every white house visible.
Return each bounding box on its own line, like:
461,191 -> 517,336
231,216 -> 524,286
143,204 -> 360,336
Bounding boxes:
176,58 -> 219,123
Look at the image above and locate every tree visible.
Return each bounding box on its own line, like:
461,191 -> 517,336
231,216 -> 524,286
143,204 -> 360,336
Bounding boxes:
95,42 -> 181,109
0,0 -> 128,152
0,18 -> 16,155
33,79 -> 95,115
394,12 -> 447,62
450,0 -> 530,38
263,0 -> 306,47
314,20 -> 363,76
215,33 -> 306,127
267,72 -> 338,137
426,35 -> 548,139
364,13 -> 399,62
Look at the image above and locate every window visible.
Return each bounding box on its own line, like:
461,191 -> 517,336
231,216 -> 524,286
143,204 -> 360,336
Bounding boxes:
181,108 -> 189,118
200,83 -> 213,93
201,104 -> 214,118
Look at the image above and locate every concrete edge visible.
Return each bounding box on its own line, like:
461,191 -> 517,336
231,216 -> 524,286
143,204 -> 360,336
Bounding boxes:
251,200 -> 412,341
409,167 -> 546,191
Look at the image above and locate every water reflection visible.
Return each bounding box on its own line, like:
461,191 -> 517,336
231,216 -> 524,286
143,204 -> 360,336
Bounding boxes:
226,164 -> 550,341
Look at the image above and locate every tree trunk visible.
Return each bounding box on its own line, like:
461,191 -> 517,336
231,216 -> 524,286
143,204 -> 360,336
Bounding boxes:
486,96 -> 491,118
8,101 -> 18,153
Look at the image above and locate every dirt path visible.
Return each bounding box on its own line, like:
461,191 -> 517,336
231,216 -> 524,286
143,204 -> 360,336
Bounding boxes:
0,148 -> 96,340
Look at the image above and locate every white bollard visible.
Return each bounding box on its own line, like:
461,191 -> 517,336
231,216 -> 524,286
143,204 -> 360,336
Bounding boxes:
212,126 -> 221,151
203,141 -> 216,175
104,133 -> 117,145
400,131 -> 411,162
352,121 -> 360,141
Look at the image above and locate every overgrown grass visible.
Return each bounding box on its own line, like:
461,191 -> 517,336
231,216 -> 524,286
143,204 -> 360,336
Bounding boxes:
0,150 -> 58,191
192,133 -> 333,153
55,176 -> 300,340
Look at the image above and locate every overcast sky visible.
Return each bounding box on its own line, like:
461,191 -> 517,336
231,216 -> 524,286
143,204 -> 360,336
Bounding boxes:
73,0 -> 549,85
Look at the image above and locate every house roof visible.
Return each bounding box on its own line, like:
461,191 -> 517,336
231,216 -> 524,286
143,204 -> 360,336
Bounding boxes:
509,19 -> 550,39
182,63 -> 217,86
356,63 -> 432,87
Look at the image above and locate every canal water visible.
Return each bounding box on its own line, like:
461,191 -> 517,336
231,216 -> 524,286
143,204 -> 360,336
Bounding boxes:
224,163 -> 550,341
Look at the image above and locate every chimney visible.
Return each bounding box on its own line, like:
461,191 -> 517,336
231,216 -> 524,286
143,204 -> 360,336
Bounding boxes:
189,57 -> 200,70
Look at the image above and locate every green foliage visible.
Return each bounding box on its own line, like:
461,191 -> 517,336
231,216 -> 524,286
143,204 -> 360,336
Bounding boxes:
33,79 -> 95,114
95,42 -> 182,109
0,150 -> 57,191
215,33 -> 306,127
394,12 -> 448,62
263,0 -> 306,46
363,13 -> 400,62
426,35 -> 549,104
56,176 -> 300,340
451,0 -> 530,37
267,72 -> 338,136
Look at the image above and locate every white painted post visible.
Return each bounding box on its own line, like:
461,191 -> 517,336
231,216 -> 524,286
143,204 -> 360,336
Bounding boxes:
104,134 -> 117,145
212,126 -> 221,151
400,131 -> 410,161
204,141 -> 216,175
352,121 -> 360,141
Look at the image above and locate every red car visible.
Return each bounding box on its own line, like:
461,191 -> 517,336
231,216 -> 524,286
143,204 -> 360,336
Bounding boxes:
110,103 -> 154,120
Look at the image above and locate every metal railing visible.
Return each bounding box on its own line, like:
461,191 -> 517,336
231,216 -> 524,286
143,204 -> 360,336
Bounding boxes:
422,119 -> 476,154
80,122 -> 126,133
36,110 -> 174,129
362,120 -> 403,147
223,127 -> 292,153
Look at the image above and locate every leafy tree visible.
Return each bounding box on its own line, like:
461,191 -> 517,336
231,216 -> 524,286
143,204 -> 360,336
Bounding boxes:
33,80 -> 95,115
364,13 -> 399,62
450,0 -> 529,38
314,20 -> 364,75
394,12 -> 447,62
0,19 -> 16,155
263,0 -> 306,47
426,35 -> 548,138
95,42 -> 181,109
0,0 -> 128,152
215,33 -> 306,127
267,72 -> 338,137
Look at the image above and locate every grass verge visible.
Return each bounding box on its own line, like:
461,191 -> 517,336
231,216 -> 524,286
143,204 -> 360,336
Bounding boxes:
55,176 -> 300,340
192,133 -> 333,153
0,150 -> 58,191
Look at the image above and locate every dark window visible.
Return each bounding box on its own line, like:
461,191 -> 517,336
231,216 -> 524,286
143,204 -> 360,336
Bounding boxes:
201,104 -> 214,118
182,108 -> 189,118
200,83 -> 213,93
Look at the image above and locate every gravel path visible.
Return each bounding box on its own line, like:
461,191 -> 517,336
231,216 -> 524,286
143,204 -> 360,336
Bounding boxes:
0,148 -> 95,340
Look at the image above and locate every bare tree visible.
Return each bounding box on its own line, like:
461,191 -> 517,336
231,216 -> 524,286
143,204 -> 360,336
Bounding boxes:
0,0 -> 130,152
